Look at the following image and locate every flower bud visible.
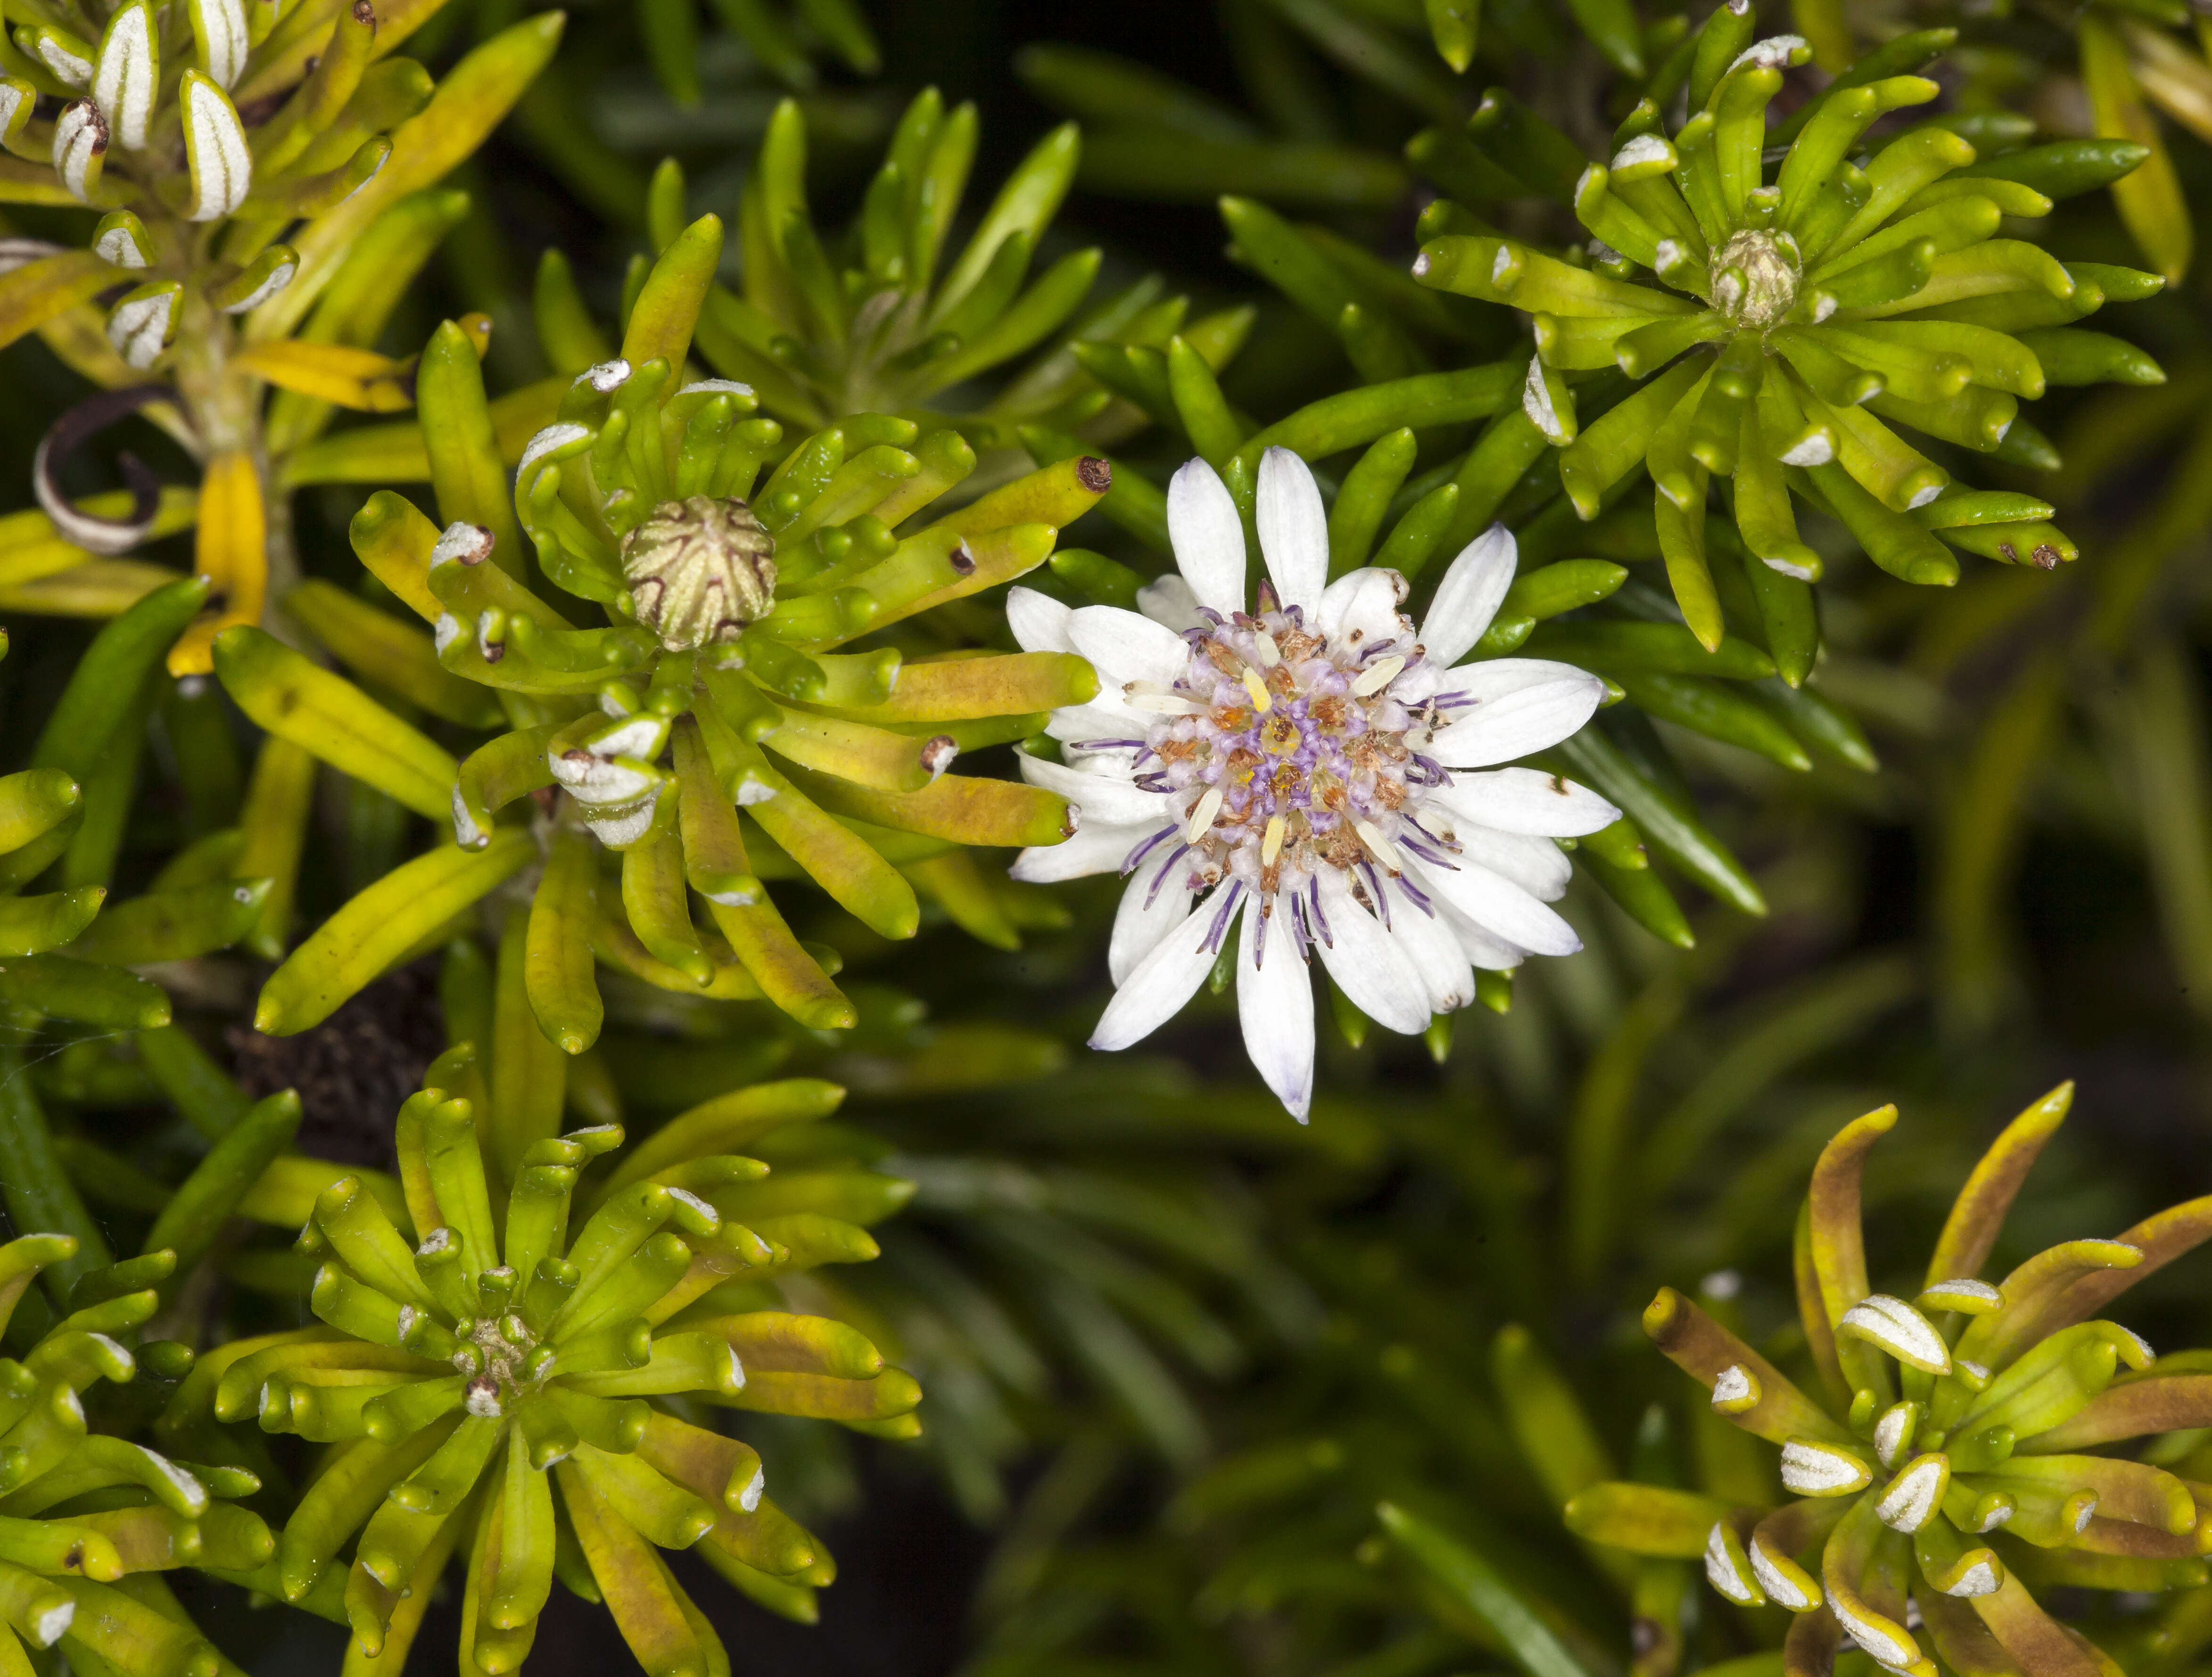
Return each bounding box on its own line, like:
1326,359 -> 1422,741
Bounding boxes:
619,495 -> 776,651
1708,229 -> 1799,329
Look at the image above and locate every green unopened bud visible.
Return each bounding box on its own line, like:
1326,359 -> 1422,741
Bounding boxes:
1708,229 -> 1799,329
620,496 -> 776,652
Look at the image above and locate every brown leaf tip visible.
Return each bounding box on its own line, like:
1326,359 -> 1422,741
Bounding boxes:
1077,456 -> 1112,493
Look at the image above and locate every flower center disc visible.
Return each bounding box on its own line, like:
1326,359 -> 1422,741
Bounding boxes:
1130,598 -> 1456,910
1709,229 -> 1799,329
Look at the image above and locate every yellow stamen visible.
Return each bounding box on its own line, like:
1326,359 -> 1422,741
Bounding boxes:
1262,814 -> 1287,868
1350,654 -> 1406,697
1354,818 -> 1405,873
1241,668 -> 1272,713
1185,786 -> 1224,844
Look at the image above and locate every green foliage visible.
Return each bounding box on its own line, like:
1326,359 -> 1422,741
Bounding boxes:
1413,27 -> 2162,633
7,0 -> 2212,1673
1582,1088 -> 2212,1672
149,1038 -> 907,1672
215,220 -> 1111,1042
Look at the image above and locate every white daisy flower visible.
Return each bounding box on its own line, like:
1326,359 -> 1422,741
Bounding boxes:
1006,447 -> 1622,1120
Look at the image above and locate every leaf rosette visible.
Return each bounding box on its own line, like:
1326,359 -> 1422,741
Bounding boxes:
158,1049 -> 915,1674
0,7 -> 565,658
212,215 -> 1110,1043
1412,16 -> 2167,651
1569,1084 -> 2212,1677
0,1234 -> 272,1677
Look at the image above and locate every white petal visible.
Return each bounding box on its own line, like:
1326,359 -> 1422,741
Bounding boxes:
1044,703 -> 1150,748
1237,897 -> 1314,1120
1432,657 -> 1602,705
1166,457 -> 1246,615
1427,665 -> 1607,768
1017,751 -> 1173,829
1437,900 -> 1525,970
1312,874 -> 1429,1035
1316,567 -> 1406,651
1406,855 -> 1581,958
1420,523 -> 1517,666
1006,585 -> 1073,653
1009,820 -> 1149,883
1255,446 -> 1326,613
1422,769 -> 1619,838
1137,572 -> 1206,632
1068,604 -> 1189,691
1437,825 -> 1572,901
1381,889 -> 1475,1014
1110,859 -> 1194,984
1090,896 -> 1222,1051
1428,682 -> 1607,767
